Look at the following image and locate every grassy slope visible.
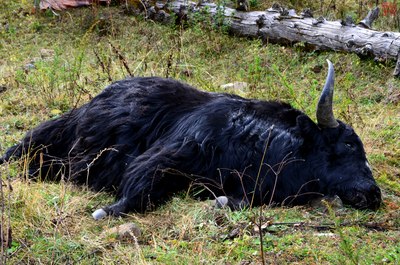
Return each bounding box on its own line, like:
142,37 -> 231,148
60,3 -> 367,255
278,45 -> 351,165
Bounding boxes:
0,1 -> 399,264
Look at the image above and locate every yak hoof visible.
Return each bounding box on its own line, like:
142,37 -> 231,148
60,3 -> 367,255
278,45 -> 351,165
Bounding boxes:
215,196 -> 229,208
92,208 -> 108,220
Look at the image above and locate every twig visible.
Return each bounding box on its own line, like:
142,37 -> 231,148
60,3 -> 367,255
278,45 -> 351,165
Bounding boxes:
93,49 -> 113,82
165,53 -> 173,78
250,125 -> 273,209
257,206 -> 266,265
109,42 -> 133,77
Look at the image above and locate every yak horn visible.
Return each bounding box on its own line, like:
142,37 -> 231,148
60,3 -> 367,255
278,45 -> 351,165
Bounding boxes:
316,60 -> 339,128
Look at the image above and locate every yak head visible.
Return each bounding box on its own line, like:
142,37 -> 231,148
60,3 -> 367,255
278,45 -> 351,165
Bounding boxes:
298,60 -> 381,210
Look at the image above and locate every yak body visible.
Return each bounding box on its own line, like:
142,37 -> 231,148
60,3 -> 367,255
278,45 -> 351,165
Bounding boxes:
1,73 -> 382,218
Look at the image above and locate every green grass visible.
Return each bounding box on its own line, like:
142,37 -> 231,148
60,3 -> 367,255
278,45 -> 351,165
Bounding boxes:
1,1 -> 399,264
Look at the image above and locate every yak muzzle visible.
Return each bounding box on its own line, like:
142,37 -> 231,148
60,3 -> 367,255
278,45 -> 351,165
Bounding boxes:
349,184 -> 382,211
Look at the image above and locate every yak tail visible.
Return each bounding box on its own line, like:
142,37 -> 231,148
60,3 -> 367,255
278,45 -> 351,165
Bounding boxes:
0,109 -> 81,180
0,143 -> 23,165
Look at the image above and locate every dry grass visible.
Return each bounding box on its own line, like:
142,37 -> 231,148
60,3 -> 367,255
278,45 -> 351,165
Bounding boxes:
1,0 -> 399,264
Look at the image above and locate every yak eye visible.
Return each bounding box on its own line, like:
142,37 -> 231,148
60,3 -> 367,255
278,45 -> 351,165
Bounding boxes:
345,142 -> 354,149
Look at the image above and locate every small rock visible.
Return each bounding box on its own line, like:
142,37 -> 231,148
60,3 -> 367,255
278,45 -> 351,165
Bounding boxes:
314,232 -> 337,237
40,48 -> 55,59
253,220 -> 272,233
310,195 -> 343,210
101,222 -> 141,241
228,227 -> 241,239
181,68 -> 193,77
220,81 -> 248,91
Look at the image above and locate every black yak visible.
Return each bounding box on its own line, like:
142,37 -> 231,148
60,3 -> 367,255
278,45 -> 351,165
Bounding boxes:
1,60 -> 382,219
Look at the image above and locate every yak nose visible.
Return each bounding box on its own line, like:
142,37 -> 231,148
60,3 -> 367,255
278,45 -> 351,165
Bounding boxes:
355,184 -> 382,211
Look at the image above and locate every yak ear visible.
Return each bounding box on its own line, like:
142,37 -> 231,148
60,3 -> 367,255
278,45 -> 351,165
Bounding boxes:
296,114 -> 320,137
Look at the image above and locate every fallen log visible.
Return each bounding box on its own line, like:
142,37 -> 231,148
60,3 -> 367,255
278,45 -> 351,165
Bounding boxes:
160,1 -> 400,77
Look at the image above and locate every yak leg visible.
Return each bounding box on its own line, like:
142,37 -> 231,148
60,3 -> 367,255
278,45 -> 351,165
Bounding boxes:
92,140 -> 198,220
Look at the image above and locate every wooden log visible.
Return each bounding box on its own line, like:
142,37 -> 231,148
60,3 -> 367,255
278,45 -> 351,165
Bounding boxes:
158,0 -> 400,76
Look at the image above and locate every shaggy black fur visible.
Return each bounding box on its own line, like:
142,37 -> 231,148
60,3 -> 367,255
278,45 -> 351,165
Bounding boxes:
1,77 -> 381,216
